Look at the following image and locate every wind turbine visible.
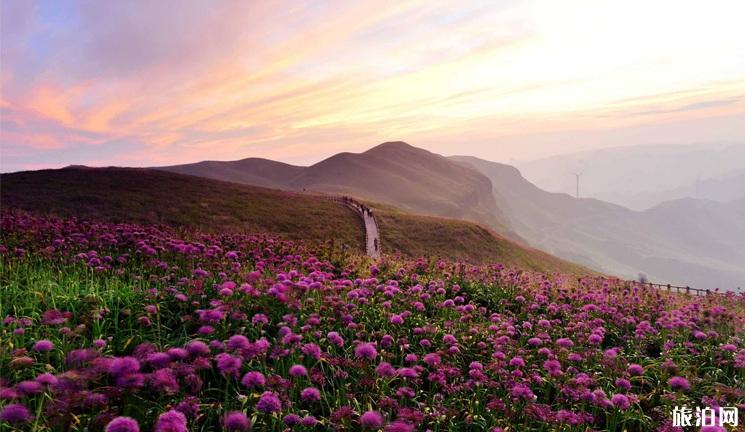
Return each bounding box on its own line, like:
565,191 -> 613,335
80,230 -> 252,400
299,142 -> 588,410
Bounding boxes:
573,170 -> 585,199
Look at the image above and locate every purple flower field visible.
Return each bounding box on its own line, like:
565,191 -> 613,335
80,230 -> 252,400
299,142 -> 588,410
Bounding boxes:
1,211 -> 744,431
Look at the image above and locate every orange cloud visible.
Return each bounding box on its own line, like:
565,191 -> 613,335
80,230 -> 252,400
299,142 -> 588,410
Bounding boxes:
2,0 -> 744,170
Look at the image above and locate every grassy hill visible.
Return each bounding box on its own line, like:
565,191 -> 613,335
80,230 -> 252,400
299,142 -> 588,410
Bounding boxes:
1,167 -> 591,274
157,141 -> 513,235
375,207 -> 592,274
0,167 -> 365,249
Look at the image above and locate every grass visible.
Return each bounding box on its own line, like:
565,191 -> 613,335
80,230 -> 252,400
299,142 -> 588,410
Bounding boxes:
1,167 -> 365,250
374,208 -> 594,275
1,167 -> 594,275
1,213 -> 743,431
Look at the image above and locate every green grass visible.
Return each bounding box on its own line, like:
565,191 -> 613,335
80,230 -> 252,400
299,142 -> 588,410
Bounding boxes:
375,208 -> 594,275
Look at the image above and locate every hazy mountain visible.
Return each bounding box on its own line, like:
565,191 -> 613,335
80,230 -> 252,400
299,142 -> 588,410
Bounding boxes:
622,169 -> 745,210
159,158 -> 304,190
515,143 -> 745,210
158,142 -> 513,235
452,155 -> 745,290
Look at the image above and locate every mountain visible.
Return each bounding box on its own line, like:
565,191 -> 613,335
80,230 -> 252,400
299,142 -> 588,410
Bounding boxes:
452,155 -> 745,290
623,169 -> 745,210
157,142 -> 512,235
514,143 -> 745,210
161,158 -> 304,190
0,167 -> 588,274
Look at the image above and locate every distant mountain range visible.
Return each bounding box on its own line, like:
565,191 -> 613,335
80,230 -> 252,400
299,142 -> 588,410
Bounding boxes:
622,169 -> 745,210
159,142 -> 744,289
452,156 -> 745,290
515,143 -> 745,210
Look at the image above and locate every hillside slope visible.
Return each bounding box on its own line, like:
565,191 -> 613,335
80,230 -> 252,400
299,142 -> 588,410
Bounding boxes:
452,155 -> 745,290
0,167 -> 589,274
0,167 -> 365,248
157,142 -> 513,235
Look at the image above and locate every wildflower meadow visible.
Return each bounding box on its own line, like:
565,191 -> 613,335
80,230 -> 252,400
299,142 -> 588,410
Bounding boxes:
1,211 -> 744,431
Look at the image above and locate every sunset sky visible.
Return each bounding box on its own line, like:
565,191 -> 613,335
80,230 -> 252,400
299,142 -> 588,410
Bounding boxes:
1,0 -> 744,172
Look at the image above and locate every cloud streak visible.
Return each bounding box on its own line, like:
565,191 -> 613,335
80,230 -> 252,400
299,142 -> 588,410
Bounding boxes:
1,0 -> 744,171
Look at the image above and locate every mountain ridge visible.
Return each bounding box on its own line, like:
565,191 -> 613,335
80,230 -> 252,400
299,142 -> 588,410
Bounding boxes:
451,155 -> 745,290
157,141 -> 514,236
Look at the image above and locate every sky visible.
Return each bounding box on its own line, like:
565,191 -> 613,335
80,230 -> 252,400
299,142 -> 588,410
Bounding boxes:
1,0 -> 744,172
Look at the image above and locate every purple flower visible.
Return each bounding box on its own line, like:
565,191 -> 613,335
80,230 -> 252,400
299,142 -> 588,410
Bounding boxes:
390,314 -> 404,325
185,340 -> 210,356
227,335 -> 250,351
256,391 -> 282,414
360,411 -> 384,429
105,416 -> 140,432
110,357 -> 140,377
288,364 -> 307,377
376,362 -> 396,377
509,357 -> 526,368
154,410 -> 187,432
627,364 -> 644,376
175,397 -> 200,418
33,339 -> 55,352
16,380 -> 43,395
223,411 -> 251,431
147,352 -> 172,369
327,331 -> 344,347
611,394 -> 630,410
556,338 -> 574,348
0,403 -> 32,424
385,421 -> 414,432
668,376 -> 691,391
355,343 -> 378,361
442,334 -> 457,345
241,371 -> 266,388
511,383 -> 535,401
215,353 -> 242,377
151,369 -> 180,394
300,387 -> 321,402
301,343 -> 322,359
35,373 -> 58,386
396,367 -> 419,379
615,378 -> 631,391
283,414 -> 301,425
301,416 -> 318,426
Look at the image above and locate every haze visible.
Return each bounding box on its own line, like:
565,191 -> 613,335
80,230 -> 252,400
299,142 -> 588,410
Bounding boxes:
2,0 -> 745,173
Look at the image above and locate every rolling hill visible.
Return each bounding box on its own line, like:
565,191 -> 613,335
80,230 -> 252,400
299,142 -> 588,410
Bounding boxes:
157,142 -> 513,235
0,167 -> 366,248
452,155 -> 745,290
0,167 -> 589,274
